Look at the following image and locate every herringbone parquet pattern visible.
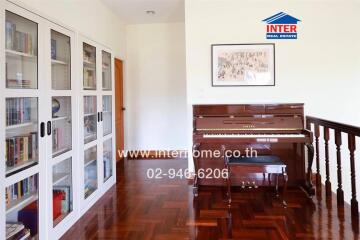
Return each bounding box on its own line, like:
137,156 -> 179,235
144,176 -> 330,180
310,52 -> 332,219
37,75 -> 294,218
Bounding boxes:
62,159 -> 359,240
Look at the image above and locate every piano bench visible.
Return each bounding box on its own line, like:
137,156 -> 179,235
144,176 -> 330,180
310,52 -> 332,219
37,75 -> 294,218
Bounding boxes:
225,155 -> 288,207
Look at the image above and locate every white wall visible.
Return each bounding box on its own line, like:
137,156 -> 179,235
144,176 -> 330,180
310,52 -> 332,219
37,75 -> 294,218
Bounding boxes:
125,23 -> 187,150
185,0 -> 360,203
9,0 -> 126,58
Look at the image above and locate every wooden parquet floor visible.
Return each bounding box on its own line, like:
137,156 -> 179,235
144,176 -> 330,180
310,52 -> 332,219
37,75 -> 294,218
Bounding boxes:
62,159 -> 360,240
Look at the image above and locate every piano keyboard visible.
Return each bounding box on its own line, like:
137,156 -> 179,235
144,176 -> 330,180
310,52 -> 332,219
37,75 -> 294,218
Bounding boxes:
203,133 -> 306,138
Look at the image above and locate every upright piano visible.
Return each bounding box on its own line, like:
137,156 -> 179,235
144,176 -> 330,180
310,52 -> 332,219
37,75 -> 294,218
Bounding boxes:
192,104 -> 315,196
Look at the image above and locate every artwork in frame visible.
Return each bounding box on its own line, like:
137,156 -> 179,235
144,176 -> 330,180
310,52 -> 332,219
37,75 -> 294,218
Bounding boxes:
211,43 -> 275,86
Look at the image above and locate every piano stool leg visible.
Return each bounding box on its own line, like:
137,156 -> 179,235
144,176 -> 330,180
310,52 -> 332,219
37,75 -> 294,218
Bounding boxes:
193,175 -> 198,197
282,172 -> 288,208
227,171 -> 232,207
268,173 -> 272,185
275,174 -> 279,197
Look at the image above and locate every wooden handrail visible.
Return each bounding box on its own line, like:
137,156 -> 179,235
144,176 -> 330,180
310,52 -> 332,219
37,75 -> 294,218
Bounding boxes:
306,116 -> 360,137
306,116 -> 359,221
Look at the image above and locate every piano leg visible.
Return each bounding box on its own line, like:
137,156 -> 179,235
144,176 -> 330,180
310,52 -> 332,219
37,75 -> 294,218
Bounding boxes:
303,143 -> 316,196
282,172 -> 288,207
193,175 -> 198,197
192,143 -> 200,197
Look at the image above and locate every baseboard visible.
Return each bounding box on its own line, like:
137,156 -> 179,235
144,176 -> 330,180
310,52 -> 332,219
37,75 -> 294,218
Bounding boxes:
126,150 -> 188,160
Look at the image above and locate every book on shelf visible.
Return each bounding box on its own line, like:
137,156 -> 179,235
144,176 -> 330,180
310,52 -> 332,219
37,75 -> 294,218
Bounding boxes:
52,127 -> 62,152
83,47 -> 94,63
102,98 -> 111,112
103,152 -> 112,179
53,185 -> 71,216
6,133 -> 37,169
6,79 -> 31,88
6,98 -> 32,126
18,201 -> 38,237
6,20 -> 34,55
5,175 -> 38,208
83,69 -> 95,88
84,96 -> 97,114
51,39 -> 57,60
6,222 -> 31,240
84,164 -> 97,196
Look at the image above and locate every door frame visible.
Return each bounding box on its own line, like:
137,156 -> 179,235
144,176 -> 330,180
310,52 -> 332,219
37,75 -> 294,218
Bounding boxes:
114,58 -> 124,162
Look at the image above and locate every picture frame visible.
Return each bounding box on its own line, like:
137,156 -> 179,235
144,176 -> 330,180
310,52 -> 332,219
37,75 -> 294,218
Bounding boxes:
211,43 -> 275,86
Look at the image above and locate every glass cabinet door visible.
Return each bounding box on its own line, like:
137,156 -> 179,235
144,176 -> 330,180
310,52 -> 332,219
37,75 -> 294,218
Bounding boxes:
5,98 -> 38,176
102,51 -> 111,90
5,11 -> 38,89
6,174 -> 39,240
51,30 -> 71,90
83,43 -> 96,90
52,158 -> 73,226
102,96 -> 112,136
84,146 -> 98,199
103,139 -> 113,182
51,97 -> 72,157
84,96 -> 97,144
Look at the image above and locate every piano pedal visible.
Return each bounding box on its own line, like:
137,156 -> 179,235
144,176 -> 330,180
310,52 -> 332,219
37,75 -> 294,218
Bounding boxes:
193,187 -> 198,197
241,181 -> 246,189
252,181 -> 258,189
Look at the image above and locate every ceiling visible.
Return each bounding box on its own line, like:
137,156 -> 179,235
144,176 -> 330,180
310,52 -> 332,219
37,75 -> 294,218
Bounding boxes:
101,0 -> 184,24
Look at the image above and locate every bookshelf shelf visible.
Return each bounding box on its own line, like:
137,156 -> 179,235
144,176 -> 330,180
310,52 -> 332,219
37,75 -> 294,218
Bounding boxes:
84,113 -> 96,117
6,49 -> 36,58
83,60 -> 95,66
51,59 -> 68,65
53,173 -> 69,185
5,122 -> 34,130
6,159 -> 37,176
52,147 -> 71,157
84,158 -> 96,168
6,193 -> 38,214
52,116 -> 68,122
83,86 -> 96,90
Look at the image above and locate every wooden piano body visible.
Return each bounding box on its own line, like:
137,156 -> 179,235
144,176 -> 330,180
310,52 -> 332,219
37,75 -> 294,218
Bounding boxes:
192,104 -> 315,195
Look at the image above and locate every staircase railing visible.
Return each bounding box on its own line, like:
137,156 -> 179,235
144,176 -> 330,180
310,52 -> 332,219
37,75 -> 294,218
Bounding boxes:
306,116 -> 360,220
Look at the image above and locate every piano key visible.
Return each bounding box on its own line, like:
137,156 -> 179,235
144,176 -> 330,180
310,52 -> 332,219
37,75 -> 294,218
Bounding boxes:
203,134 -> 306,138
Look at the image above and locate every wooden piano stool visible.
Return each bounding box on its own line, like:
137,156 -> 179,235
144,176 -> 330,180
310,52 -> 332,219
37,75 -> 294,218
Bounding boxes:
225,155 -> 288,207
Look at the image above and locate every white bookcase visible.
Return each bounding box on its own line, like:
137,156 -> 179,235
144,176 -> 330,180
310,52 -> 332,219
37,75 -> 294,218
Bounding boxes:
0,2 -> 116,240
78,35 -> 116,216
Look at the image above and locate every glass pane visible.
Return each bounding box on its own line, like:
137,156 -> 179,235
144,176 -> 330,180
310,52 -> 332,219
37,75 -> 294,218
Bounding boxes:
6,174 -> 39,240
53,158 -> 73,226
83,43 -> 96,90
84,146 -> 97,199
5,11 -> 38,89
84,96 -> 97,144
5,98 -> 38,176
51,30 -> 71,90
102,51 -> 111,90
103,138 -> 113,182
52,97 -> 72,157
102,96 -> 112,136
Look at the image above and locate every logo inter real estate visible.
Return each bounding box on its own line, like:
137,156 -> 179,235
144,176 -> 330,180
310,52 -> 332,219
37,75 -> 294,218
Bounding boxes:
263,12 -> 301,39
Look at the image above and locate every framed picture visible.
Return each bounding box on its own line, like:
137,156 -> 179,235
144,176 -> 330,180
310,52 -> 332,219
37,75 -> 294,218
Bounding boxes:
211,43 -> 275,86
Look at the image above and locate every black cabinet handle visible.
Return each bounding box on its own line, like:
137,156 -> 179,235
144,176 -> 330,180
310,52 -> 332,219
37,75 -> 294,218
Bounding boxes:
101,112 -> 103,121
98,112 -> 100,122
47,121 -> 52,136
40,122 -> 45,137
122,107 -> 126,111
